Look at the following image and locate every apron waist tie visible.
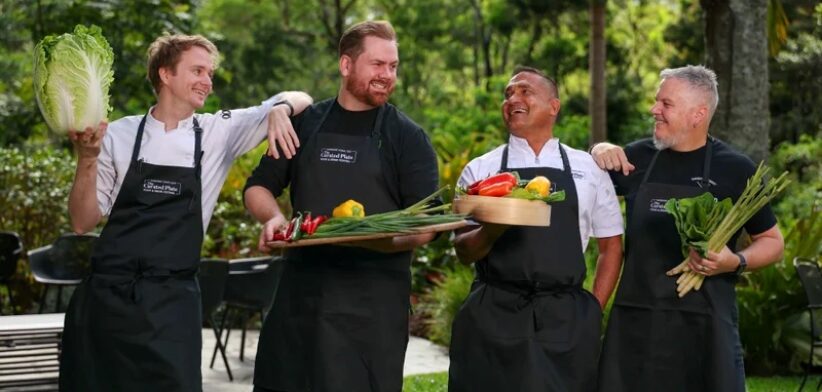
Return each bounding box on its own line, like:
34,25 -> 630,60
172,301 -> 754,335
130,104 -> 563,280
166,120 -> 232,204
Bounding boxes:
479,278 -> 582,331
93,263 -> 197,303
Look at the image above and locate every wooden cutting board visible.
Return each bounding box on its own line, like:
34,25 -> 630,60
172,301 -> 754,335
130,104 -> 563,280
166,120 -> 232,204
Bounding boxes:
266,220 -> 469,248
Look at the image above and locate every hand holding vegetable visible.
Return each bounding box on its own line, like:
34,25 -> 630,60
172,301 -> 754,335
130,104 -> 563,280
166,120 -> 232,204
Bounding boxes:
665,162 -> 790,297
259,214 -> 289,251
687,246 -> 738,276
68,122 -> 108,159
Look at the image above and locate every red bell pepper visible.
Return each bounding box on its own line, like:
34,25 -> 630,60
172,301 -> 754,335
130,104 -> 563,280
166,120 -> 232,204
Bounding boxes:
469,172 -> 518,196
477,181 -> 515,197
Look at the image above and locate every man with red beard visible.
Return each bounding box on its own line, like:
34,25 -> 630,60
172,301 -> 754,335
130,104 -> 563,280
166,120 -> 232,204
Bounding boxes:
592,65 -> 784,391
244,20 -> 439,392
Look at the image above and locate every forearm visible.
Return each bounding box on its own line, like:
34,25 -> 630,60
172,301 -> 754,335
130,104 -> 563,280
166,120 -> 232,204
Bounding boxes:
454,224 -> 506,265
244,186 -> 285,223
277,91 -> 313,115
740,226 -> 784,271
68,157 -> 102,234
592,235 -> 623,308
355,232 -> 436,253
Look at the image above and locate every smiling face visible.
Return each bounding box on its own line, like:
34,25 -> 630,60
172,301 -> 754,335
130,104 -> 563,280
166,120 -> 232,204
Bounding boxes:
340,36 -> 398,110
502,72 -> 560,137
650,77 -> 707,150
159,46 -> 214,111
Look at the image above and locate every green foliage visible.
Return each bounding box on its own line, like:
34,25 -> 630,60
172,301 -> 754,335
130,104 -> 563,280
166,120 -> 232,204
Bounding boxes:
0,146 -> 75,248
417,263 -> 474,346
402,372 -> 449,392
736,134 -> 822,375
0,145 -> 76,313
400,372 -> 803,391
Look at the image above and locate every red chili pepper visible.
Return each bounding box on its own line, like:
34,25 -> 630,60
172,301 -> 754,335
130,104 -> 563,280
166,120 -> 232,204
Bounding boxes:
300,212 -> 312,233
284,217 -> 297,239
307,215 -> 327,235
477,181 -> 514,197
271,230 -> 286,241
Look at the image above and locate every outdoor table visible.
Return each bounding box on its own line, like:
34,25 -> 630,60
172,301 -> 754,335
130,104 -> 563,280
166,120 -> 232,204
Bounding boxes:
0,313 -> 65,391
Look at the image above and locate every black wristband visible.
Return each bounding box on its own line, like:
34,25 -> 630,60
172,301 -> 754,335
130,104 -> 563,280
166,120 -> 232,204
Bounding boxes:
272,100 -> 294,117
734,252 -> 747,276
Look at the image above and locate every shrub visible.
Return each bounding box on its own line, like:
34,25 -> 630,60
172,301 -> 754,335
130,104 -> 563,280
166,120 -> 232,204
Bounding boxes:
417,262 -> 474,346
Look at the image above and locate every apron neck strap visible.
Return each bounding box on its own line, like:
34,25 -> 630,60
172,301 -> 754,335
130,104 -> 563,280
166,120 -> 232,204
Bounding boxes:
129,113 -> 204,180
641,137 -> 713,188
499,140 -> 570,173
193,117 -> 203,181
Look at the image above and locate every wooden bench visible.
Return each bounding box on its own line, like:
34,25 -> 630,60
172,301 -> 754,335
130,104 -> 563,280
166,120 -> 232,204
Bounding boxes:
0,313 -> 64,391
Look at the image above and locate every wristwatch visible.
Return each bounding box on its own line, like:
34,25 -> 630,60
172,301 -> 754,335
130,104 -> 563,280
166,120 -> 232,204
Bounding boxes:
272,100 -> 294,117
734,252 -> 747,276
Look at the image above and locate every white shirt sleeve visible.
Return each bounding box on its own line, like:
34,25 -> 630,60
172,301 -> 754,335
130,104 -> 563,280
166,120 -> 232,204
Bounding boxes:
590,165 -> 624,238
96,131 -> 117,216
221,94 -> 287,159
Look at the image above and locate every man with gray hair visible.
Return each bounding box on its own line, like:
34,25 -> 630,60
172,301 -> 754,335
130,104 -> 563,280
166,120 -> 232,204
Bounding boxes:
592,65 -> 784,391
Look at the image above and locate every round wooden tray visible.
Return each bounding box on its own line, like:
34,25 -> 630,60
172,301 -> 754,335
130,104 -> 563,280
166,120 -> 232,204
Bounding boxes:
453,195 -> 551,227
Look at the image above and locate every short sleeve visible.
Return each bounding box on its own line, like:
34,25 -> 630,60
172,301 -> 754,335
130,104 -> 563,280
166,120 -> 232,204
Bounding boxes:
591,166 -> 625,238
396,126 -> 440,207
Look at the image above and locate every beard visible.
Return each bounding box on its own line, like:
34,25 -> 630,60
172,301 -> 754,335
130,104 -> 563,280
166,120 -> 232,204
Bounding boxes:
652,123 -> 687,150
344,71 -> 394,107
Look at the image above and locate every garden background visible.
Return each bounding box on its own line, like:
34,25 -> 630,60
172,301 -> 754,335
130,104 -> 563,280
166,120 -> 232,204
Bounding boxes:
1,0 -> 820,380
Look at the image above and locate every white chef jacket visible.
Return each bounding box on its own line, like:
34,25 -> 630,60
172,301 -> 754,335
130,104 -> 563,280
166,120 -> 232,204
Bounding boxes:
97,94 -> 286,231
458,135 -> 624,250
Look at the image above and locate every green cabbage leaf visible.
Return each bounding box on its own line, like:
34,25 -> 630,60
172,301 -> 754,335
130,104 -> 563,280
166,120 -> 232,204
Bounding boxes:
34,25 -> 114,134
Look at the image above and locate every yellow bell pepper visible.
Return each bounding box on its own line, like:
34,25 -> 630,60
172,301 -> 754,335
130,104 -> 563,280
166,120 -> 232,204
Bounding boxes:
525,176 -> 551,197
332,199 -> 365,218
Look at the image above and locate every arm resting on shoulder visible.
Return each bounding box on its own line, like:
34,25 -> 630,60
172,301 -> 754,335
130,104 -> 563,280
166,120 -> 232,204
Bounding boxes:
592,235 -> 623,309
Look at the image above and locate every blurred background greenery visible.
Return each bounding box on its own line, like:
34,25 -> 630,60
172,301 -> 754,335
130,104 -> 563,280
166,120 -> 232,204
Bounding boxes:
1,0 -> 820,376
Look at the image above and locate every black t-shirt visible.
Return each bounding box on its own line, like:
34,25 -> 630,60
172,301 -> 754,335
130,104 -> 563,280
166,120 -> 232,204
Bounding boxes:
612,137 -> 777,236
244,98 -> 439,210
322,100 -> 378,137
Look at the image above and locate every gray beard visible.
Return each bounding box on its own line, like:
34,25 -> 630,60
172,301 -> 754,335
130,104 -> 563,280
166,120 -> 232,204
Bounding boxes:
653,136 -> 670,150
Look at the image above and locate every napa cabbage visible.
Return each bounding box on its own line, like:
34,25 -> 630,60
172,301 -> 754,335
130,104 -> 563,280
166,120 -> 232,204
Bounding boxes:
33,25 -> 114,134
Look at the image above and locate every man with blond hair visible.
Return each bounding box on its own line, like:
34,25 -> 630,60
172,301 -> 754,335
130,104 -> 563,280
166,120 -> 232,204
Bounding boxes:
593,65 -> 784,391
245,20 -> 439,391
60,33 -> 311,391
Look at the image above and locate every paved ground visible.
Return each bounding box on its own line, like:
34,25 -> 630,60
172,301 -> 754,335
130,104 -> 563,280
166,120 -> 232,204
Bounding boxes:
202,329 -> 450,391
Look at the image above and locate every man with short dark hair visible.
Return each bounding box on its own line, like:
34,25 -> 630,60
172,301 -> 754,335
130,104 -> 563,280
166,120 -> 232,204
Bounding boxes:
62,33 -> 311,391
593,65 -> 784,391
245,20 -> 440,391
447,66 -> 624,392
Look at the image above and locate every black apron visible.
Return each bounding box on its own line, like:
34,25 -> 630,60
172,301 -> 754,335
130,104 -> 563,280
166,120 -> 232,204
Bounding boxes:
449,144 -> 602,392
598,140 -> 745,392
254,104 -> 411,392
60,115 -> 205,392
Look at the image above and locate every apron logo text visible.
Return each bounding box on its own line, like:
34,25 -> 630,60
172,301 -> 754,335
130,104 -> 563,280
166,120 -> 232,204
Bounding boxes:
649,198 -> 669,213
319,148 -> 358,164
143,179 -> 182,196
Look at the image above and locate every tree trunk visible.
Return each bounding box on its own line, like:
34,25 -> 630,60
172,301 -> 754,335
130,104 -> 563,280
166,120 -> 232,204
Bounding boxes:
589,0 -> 607,145
701,0 -> 770,162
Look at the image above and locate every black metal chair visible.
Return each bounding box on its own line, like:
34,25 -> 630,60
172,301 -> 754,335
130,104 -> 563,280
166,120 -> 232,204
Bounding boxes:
0,232 -> 23,315
794,257 -> 822,391
210,255 -> 282,368
199,258 -> 233,381
27,233 -> 97,313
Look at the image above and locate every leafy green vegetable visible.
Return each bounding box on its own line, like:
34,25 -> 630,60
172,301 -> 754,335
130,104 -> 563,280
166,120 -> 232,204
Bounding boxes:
664,192 -> 732,258
34,25 -> 114,134
507,187 -> 566,203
